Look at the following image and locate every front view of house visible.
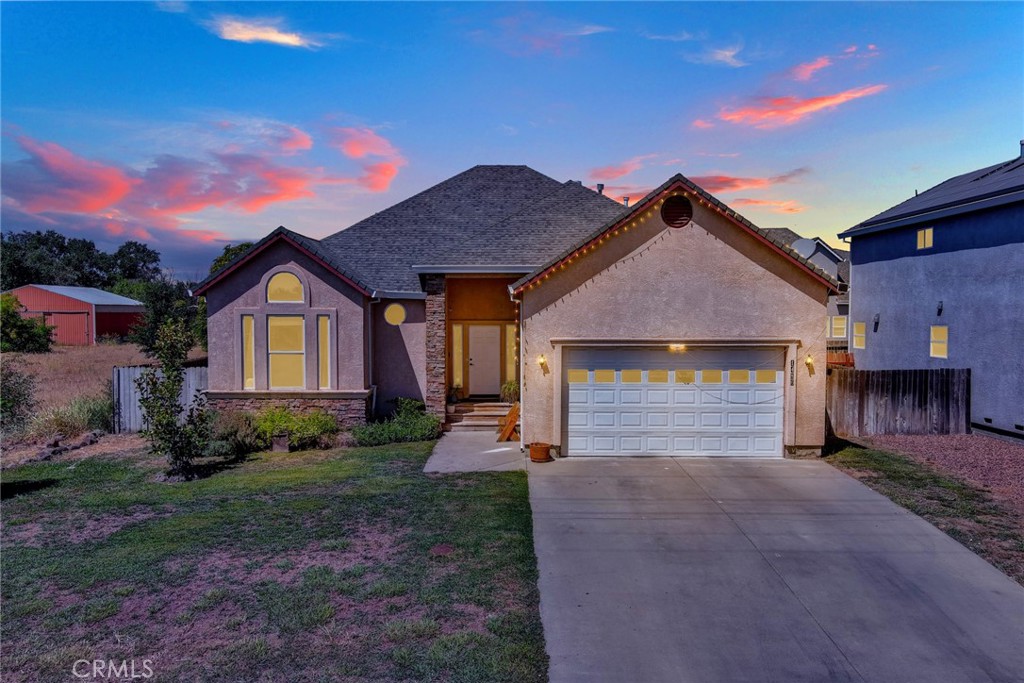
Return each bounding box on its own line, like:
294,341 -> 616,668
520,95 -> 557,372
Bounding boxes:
196,166 -> 838,457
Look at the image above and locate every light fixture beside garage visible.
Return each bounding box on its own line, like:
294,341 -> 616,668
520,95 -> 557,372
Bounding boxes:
537,354 -> 547,368
668,343 -> 688,353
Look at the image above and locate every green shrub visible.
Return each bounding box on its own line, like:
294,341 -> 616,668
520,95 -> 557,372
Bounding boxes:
0,361 -> 36,434
1,294 -> 54,353
352,398 -> 441,447
500,379 -> 520,403
253,407 -> 338,451
27,392 -> 112,439
210,410 -> 263,456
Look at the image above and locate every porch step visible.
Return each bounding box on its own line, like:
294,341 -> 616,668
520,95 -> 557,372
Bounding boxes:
444,401 -> 515,432
450,402 -> 512,414
447,422 -> 505,433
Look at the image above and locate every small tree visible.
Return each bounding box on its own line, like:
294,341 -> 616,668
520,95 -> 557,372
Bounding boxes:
0,360 -> 37,434
136,319 -> 212,478
0,294 -> 54,353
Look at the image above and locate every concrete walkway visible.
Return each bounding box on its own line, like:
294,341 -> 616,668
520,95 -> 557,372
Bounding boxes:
423,431 -> 526,473
530,457 -> 1024,683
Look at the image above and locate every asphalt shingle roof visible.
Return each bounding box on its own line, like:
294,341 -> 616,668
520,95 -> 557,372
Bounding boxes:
840,152 -> 1024,237
318,165 -> 625,293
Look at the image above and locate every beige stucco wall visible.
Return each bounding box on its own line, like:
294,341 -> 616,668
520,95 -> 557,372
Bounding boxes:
520,202 -> 831,452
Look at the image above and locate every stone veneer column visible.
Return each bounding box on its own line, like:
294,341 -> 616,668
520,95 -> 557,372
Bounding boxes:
423,275 -> 447,418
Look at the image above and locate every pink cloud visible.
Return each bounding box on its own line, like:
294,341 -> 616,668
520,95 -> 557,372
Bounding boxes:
275,125 -> 313,153
690,168 -> 808,194
589,154 -> 656,182
5,136 -> 138,213
789,56 -> 832,82
473,13 -> 613,57
691,118 -> 715,130
717,84 -> 888,128
328,127 -> 407,192
731,198 -> 806,213
844,45 -> 858,54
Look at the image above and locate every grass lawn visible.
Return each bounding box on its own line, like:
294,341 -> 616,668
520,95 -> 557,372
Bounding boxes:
0,441 -> 547,682
827,444 -> 1024,586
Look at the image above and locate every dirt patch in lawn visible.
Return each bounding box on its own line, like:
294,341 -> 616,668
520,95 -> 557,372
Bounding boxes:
860,433 -> 1024,518
2,433 -> 149,470
828,442 -> 1024,586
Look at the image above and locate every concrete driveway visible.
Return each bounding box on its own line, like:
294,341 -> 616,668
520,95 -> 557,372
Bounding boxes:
530,457 -> 1024,683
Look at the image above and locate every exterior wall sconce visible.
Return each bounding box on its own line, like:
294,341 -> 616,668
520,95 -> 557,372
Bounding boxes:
537,355 -> 547,368
804,355 -> 814,369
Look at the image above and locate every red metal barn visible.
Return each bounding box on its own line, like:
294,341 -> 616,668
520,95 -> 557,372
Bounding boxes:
4,285 -> 146,345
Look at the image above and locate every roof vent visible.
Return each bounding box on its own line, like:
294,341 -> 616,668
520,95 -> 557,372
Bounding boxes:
1020,139 -> 1023,157
661,195 -> 694,228
623,196 -> 630,207
597,183 -> 605,195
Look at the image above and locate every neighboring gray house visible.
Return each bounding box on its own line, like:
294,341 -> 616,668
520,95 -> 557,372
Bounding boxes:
838,143 -> 1024,439
765,229 -> 851,357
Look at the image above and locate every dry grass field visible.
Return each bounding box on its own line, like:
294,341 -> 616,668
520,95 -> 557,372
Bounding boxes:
3,344 -> 206,411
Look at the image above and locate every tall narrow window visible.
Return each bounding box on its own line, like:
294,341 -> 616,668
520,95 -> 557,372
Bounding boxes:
241,315 -> 255,390
267,272 -> 304,302
852,322 -> 866,349
916,227 -> 934,250
504,324 -> 517,383
451,324 -> 464,389
930,325 -> 948,358
318,315 -> 330,389
829,316 -> 848,339
268,316 -> 305,389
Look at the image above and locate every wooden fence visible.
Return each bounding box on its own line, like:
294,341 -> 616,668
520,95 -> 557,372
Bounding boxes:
112,365 -> 208,434
826,368 -> 970,437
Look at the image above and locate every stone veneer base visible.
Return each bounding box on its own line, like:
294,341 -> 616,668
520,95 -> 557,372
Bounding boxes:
206,391 -> 371,428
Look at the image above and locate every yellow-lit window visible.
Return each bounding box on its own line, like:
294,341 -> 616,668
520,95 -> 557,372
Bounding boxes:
648,369 -> 669,383
755,370 -> 776,384
505,324 -> 517,383
930,325 -> 948,358
916,227 -> 934,250
729,369 -> 750,384
621,369 -> 642,383
594,370 -> 615,383
853,322 -> 866,349
829,316 -> 848,339
451,324 -> 464,389
267,272 -> 303,303
567,369 -> 589,383
384,303 -> 406,326
268,316 -> 305,389
241,315 -> 254,390
317,316 -> 330,389
675,369 -> 696,384
701,369 -> 723,384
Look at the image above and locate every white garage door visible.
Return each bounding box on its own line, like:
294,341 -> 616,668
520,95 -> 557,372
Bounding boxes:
563,347 -> 784,457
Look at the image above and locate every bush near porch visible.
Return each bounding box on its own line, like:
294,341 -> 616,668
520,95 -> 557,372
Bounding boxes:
0,441 -> 547,682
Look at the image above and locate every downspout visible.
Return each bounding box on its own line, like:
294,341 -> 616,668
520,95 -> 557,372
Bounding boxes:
368,293 -> 381,416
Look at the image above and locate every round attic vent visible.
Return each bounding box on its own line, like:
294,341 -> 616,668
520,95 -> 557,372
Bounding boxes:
661,195 -> 694,228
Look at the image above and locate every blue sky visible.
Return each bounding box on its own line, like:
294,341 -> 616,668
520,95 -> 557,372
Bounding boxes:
2,2 -> 1021,277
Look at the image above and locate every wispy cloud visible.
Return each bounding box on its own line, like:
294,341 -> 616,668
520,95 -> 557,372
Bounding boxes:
327,127 -> 407,192
691,118 -> 715,130
690,168 -> 809,194
696,151 -> 741,158
685,44 -> 747,68
206,15 -> 326,48
642,30 -> 695,42
155,1 -> 188,13
731,197 -> 806,213
471,14 -> 613,56
789,56 -> 832,82
589,154 -> 657,182
718,85 -> 887,128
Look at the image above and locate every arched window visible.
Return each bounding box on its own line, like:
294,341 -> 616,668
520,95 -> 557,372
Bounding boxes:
267,272 -> 304,303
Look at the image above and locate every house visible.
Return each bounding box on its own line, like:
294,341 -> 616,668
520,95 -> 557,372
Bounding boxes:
838,143 -> 1024,439
764,228 -> 852,365
196,165 -> 839,457
3,284 -> 145,345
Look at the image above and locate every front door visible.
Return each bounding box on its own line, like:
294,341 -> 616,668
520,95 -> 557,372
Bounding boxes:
468,325 -> 501,395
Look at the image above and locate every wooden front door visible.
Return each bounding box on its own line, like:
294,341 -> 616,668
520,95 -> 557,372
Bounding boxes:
468,325 -> 502,395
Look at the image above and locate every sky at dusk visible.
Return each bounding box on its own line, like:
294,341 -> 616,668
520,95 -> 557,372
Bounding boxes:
2,2 -> 1021,278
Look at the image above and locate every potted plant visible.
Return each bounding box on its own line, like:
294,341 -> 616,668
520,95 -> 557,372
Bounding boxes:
500,379 -> 520,404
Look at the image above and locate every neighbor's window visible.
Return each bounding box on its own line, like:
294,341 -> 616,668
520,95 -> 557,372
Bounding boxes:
241,315 -> 255,390
384,303 -> 406,326
852,322 -> 866,349
916,227 -> 934,250
317,315 -> 330,389
829,316 -> 848,339
930,325 -> 948,358
267,272 -> 304,303
268,316 -> 305,389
